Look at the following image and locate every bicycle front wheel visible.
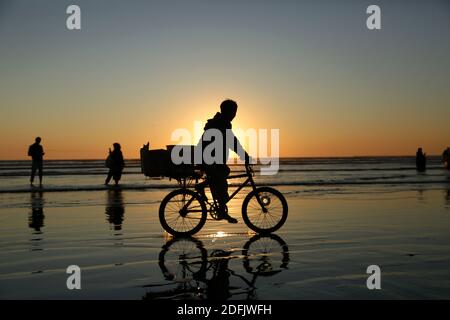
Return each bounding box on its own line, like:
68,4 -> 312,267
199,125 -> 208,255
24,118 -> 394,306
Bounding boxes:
242,187 -> 288,233
242,234 -> 290,276
159,189 -> 207,236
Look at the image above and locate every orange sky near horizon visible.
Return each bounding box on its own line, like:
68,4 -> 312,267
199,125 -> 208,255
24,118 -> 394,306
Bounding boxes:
1,94 -> 448,160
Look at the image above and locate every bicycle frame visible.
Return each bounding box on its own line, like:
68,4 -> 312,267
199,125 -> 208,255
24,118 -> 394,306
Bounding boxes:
224,170 -> 256,204
180,165 -> 267,214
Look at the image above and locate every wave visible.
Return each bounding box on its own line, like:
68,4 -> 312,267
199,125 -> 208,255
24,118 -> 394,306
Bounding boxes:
1,157 -> 448,193
0,184 -> 176,194
1,179 -> 448,194
0,156 -> 444,166
1,166 -> 448,178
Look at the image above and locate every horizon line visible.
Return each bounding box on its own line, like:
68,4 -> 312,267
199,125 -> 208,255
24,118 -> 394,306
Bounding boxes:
0,154 -> 445,162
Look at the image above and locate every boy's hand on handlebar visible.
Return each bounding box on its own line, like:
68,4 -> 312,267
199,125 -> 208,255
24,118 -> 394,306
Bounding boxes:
244,153 -> 253,165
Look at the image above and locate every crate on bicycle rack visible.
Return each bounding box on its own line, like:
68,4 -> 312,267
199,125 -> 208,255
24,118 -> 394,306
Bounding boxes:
140,143 -> 199,181
140,143 -> 170,178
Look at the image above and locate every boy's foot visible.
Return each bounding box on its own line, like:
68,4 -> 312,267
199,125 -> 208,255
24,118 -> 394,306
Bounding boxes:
221,213 -> 238,224
224,215 -> 238,224
214,205 -> 237,223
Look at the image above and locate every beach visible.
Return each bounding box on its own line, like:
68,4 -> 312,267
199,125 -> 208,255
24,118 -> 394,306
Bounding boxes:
1,158 -> 450,299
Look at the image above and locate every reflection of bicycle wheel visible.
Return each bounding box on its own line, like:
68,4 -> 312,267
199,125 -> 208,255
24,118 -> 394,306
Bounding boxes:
242,234 -> 289,276
159,237 -> 207,282
242,187 -> 288,234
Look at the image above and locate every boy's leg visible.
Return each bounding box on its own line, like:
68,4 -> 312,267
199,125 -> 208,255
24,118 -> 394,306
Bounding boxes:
210,176 -> 228,206
195,179 -> 209,201
208,165 -> 236,223
208,165 -> 229,205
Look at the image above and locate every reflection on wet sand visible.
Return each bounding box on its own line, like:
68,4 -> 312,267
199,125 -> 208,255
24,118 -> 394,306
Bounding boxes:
105,188 -> 125,232
28,191 -> 45,251
445,175 -> 450,210
445,187 -> 450,210
29,191 -> 45,232
142,234 -> 289,300
416,185 -> 425,202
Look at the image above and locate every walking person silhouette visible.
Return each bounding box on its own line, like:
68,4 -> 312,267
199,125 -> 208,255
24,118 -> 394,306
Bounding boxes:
28,137 -> 45,187
104,143 -> 125,186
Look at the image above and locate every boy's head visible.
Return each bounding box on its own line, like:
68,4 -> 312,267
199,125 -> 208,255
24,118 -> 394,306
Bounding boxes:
220,99 -> 238,122
35,137 -> 41,144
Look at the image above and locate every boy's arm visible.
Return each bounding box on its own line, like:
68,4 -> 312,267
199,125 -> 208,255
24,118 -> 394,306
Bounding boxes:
231,132 -> 251,164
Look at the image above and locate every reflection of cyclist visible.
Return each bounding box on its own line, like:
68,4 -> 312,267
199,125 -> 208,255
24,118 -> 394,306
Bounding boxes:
197,100 -> 250,224
150,235 -> 290,300
204,250 -> 232,300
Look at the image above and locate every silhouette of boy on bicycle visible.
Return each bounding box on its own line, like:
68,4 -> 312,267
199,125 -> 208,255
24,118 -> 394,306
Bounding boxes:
196,99 -> 251,223
158,100 -> 287,236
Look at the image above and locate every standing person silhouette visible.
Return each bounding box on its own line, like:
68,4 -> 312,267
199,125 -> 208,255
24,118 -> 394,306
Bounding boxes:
28,137 -> 45,187
443,147 -> 450,170
416,147 -> 426,172
104,143 -> 125,186
197,99 -> 250,224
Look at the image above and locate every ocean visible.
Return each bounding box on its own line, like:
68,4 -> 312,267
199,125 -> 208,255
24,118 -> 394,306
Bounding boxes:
1,156 -> 450,299
1,156 -> 449,194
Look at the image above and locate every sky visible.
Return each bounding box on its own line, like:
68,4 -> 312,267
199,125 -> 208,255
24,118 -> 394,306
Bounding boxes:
0,0 -> 449,159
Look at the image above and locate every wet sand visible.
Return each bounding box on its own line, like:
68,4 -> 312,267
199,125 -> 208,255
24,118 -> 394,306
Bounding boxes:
0,186 -> 450,299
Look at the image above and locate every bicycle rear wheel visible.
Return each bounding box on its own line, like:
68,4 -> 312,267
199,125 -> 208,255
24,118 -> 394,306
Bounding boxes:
242,187 -> 288,233
159,237 -> 207,281
159,189 -> 207,236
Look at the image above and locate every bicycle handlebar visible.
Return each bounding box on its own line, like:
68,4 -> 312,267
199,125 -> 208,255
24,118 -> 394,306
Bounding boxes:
245,163 -> 254,176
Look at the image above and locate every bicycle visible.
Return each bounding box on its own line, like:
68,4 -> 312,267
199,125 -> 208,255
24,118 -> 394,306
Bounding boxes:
159,164 -> 288,236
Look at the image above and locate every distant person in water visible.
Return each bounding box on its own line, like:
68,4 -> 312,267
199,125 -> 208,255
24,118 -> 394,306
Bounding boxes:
443,147 -> 450,170
105,143 -> 125,185
28,137 -> 45,187
416,147 -> 426,172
